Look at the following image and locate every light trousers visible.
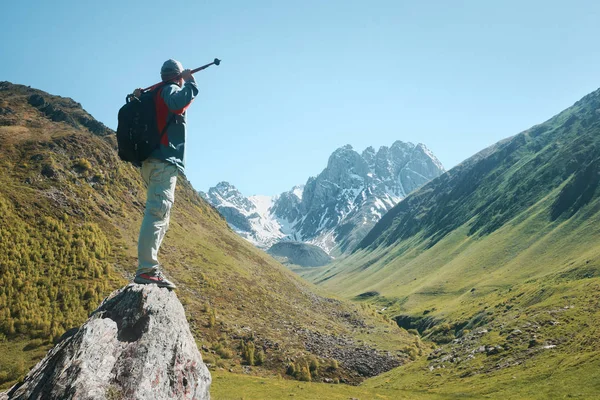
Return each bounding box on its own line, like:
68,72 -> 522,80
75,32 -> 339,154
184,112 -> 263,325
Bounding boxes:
137,158 -> 178,275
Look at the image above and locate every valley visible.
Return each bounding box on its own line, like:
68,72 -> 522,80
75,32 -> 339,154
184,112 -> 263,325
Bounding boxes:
2,80 -> 600,399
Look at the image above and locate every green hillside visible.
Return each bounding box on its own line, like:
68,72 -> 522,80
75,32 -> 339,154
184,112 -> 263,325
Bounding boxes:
301,88 -> 600,397
0,82 -> 414,392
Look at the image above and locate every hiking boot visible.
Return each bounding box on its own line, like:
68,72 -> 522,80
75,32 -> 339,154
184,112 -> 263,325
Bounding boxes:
134,270 -> 177,289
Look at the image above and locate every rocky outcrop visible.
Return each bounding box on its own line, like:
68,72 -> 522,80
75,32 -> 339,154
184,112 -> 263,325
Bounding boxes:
2,284 -> 211,400
26,93 -> 111,136
302,330 -> 404,379
0,82 -> 111,135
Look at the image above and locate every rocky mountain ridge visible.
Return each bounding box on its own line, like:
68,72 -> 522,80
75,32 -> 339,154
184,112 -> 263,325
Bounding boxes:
201,141 -> 444,256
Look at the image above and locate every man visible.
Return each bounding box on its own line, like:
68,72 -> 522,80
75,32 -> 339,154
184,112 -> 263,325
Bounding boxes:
133,59 -> 199,289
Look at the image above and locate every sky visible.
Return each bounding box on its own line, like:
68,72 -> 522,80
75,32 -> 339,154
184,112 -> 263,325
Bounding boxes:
2,1 -> 600,196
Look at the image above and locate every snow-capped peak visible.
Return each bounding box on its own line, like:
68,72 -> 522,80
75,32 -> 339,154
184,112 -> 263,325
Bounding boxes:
201,140 -> 445,255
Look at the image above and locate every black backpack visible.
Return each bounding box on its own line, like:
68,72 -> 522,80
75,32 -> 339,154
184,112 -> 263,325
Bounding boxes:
116,86 -> 173,166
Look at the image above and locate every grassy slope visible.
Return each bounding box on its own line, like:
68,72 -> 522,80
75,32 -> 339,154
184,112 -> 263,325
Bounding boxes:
305,187 -> 600,312
298,88 -> 600,396
210,370 -> 449,400
362,274 -> 600,399
209,347 -> 600,400
0,82 -> 414,392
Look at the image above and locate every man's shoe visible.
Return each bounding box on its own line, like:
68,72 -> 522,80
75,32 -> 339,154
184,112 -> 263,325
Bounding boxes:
134,271 -> 177,289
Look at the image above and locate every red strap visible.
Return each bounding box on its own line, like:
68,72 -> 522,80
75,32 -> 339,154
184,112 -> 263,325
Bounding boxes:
154,86 -> 195,147
154,88 -> 170,146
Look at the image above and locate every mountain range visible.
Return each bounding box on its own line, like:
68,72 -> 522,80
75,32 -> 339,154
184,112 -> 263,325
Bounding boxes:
4,79 -> 600,398
301,86 -> 600,397
201,141 -> 444,258
0,81 -> 414,392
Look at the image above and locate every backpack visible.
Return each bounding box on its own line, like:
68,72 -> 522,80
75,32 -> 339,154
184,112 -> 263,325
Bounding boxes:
116,86 -> 173,166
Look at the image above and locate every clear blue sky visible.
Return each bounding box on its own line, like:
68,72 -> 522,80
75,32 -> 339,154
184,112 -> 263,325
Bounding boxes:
2,1 -> 600,196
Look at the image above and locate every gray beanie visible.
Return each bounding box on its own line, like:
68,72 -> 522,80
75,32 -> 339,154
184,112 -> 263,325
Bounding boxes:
161,59 -> 184,80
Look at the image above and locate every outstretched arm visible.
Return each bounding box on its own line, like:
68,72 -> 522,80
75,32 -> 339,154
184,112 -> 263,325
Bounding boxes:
161,70 -> 199,113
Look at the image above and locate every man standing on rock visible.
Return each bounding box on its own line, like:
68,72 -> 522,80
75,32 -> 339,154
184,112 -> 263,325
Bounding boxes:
133,59 -> 199,290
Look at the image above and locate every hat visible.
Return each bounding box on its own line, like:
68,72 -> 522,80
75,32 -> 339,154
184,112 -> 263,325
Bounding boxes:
161,59 -> 184,80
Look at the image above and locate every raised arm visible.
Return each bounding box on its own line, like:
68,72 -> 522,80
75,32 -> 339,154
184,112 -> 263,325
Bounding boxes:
161,75 -> 199,113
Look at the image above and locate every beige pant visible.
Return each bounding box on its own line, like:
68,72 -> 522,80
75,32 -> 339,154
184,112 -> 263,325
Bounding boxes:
137,158 -> 178,275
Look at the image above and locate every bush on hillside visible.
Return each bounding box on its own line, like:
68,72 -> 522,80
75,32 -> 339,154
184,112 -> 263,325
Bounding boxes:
297,364 -> 312,382
240,340 -> 256,366
73,158 -> 92,171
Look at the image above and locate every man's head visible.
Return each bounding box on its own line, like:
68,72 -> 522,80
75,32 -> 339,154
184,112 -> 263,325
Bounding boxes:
161,59 -> 184,85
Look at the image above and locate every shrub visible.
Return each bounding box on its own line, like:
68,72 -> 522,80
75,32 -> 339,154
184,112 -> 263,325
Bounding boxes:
309,357 -> 319,375
203,354 -> 216,365
255,350 -> 265,366
328,359 -> 339,371
431,332 -> 455,344
73,158 -> 92,171
214,343 -> 233,359
240,340 -> 256,366
401,345 -> 419,360
286,362 -> 296,376
297,364 -> 311,382
207,310 -> 216,327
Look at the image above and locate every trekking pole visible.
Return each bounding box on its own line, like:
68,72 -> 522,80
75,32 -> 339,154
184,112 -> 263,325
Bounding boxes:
142,58 -> 221,92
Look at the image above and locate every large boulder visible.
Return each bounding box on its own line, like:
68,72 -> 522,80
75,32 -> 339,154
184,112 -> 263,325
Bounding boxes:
2,284 -> 211,400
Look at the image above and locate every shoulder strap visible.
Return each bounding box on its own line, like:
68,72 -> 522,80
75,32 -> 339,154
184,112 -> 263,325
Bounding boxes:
159,114 -> 175,142
154,83 -> 176,144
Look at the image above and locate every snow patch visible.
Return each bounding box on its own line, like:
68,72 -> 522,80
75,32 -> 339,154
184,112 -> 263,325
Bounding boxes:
292,185 -> 304,200
249,195 -> 273,216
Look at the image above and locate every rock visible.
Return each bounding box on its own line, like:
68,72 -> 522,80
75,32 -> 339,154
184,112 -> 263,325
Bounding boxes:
0,106 -> 14,115
40,164 -> 56,178
3,284 -> 211,400
302,329 -> 401,379
27,94 -> 46,107
27,94 -> 78,128
507,329 -> 522,339
77,115 -> 110,136
485,346 -> 503,356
